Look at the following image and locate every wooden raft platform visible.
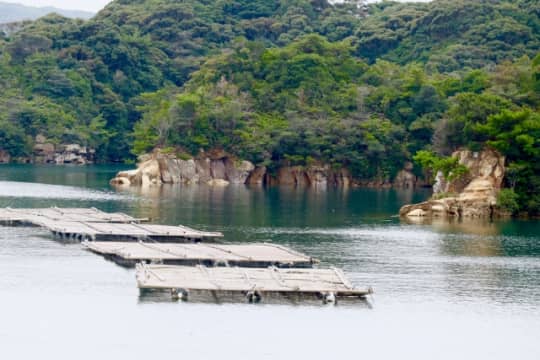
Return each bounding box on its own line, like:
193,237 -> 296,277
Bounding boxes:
46,220 -> 223,242
83,241 -> 318,268
136,264 -> 372,301
0,207 -> 221,242
0,207 -> 143,226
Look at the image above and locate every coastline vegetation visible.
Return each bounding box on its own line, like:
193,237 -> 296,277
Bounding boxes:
0,0 -> 538,213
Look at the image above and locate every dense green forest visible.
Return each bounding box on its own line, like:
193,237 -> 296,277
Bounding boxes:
0,0 -> 539,213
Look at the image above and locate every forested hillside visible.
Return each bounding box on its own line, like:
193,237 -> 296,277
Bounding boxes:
0,0 -> 539,213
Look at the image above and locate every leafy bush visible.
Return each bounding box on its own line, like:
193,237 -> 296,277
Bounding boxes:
413,150 -> 469,182
497,188 -> 520,214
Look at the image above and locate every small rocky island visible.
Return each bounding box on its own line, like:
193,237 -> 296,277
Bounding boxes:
400,149 -> 507,220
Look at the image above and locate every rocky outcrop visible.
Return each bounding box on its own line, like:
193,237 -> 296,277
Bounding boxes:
110,150 -> 436,189
399,149 -> 506,220
110,151 -> 357,188
224,158 -> 255,184
267,165 -> 353,187
246,166 -> 267,185
393,162 -> 430,189
270,166 -> 309,186
0,150 -> 11,164
110,152 -> 255,187
394,162 -> 417,189
394,170 -> 416,189
30,135 -> 95,165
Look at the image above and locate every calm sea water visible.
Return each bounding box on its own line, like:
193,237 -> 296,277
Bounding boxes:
1,164 -> 539,359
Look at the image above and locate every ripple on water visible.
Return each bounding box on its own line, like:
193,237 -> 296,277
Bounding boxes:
0,181 -> 132,201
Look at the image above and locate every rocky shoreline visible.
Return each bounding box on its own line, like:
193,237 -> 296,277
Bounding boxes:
0,135 -> 95,165
109,150 -> 427,189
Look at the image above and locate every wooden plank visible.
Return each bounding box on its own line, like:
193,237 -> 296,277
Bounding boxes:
83,241 -> 317,267
136,264 -> 371,297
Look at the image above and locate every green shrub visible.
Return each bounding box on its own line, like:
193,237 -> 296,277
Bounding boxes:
497,188 -> 520,214
177,152 -> 193,161
413,150 -> 469,182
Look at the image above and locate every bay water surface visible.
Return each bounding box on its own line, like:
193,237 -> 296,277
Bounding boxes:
1,165 -> 539,359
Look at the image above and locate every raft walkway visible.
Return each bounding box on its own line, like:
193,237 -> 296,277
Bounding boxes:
84,241 -> 318,268
136,264 -> 372,302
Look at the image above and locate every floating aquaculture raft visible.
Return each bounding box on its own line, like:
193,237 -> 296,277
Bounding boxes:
136,264 -> 372,300
0,207 -> 143,226
47,221 -> 223,242
0,207 -> 222,242
84,241 -> 317,268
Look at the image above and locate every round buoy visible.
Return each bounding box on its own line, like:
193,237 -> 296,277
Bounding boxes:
246,291 -> 262,303
171,288 -> 189,301
323,292 -> 336,305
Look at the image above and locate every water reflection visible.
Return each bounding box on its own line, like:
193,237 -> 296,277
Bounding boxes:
0,164 -> 131,190
115,183 -> 432,230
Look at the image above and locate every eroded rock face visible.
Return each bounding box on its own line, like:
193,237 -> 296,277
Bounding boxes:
432,171 -> 447,194
30,135 -> 94,165
306,164 -> 330,187
33,142 -> 55,163
196,158 -> 212,183
246,166 -> 267,185
110,152 -> 256,187
0,150 -> 11,164
110,151 -> 358,188
137,159 -> 162,186
334,168 -> 351,187
112,150 -> 436,189
394,169 -> 416,189
225,159 -> 255,184
393,162 -> 429,189
267,165 -> 355,187
399,149 -> 506,220
210,160 -> 226,180
275,166 -> 305,186
113,169 -> 140,187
